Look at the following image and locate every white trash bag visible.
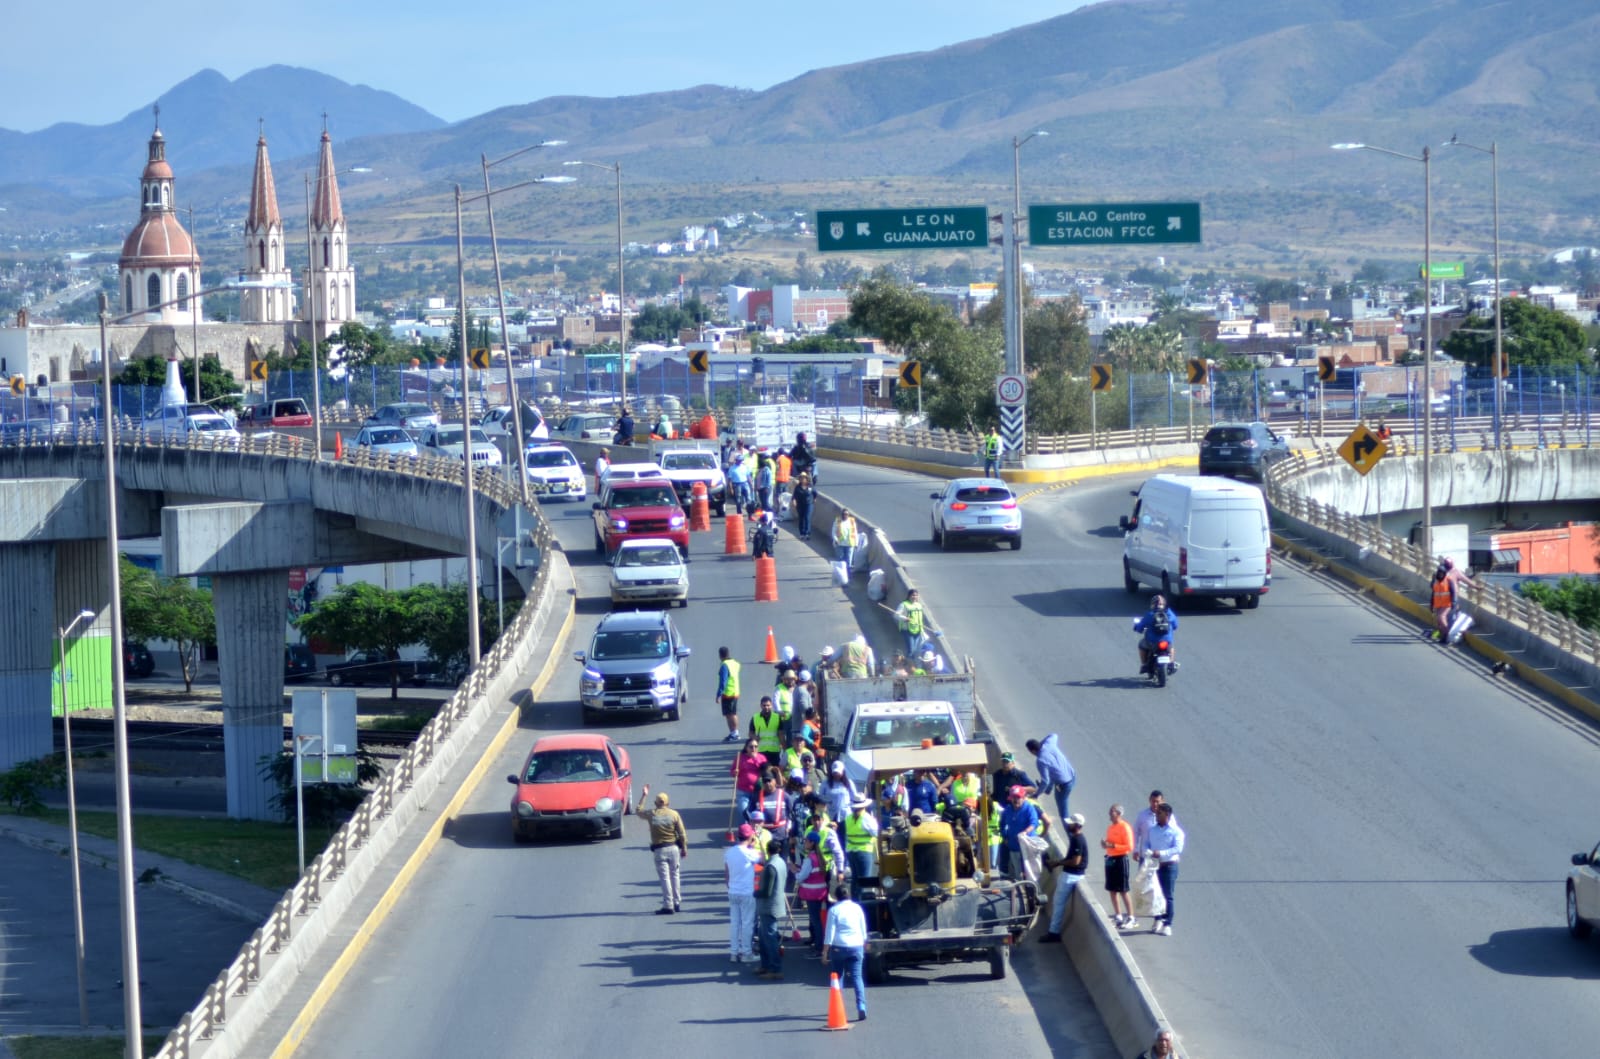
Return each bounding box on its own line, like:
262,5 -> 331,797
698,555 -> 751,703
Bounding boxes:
1448,607 -> 1474,645
831,560 -> 850,587
866,569 -> 887,602
1132,854 -> 1167,918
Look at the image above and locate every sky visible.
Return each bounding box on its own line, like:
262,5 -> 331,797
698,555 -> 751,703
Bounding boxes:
4,1 -> 1092,133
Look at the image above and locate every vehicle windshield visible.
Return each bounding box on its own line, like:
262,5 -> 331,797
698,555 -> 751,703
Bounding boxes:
663,453 -> 717,470
620,545 -> 680,567
190,418 -> 230,432
1205,427 -> 1252,444
608,486 -> 678,508
527,450 -> 577,468
953,486 -> 1012,504
433,427 -> 491,446
394,404 -> 431,418
367,428 -> 409,444
521,749 -> 611,783
590,629 -> 671,660
849,714 -> 960,751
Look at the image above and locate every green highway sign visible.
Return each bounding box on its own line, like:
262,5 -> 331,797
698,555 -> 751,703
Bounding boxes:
1421,261 -> 1465,280
817,206 -> 989,252
1029,202 -> 1202,246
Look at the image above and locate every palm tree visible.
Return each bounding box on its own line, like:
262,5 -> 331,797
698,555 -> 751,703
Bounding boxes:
1102,323 -> 1140,372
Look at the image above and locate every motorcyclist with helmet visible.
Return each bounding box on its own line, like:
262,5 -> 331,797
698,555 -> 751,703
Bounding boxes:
1132,594 -> 1180,676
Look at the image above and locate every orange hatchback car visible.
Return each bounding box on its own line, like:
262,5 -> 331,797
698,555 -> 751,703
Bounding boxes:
506,733 -> 633,843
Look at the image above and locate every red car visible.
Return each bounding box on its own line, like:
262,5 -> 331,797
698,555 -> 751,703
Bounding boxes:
505,733 -> 633,842
591,477 -> 690,558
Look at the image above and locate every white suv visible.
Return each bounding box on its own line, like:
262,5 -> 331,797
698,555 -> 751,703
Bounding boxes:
418,424 -> 503,465
523,443 -> 586,500
1569,840 -> 1600,940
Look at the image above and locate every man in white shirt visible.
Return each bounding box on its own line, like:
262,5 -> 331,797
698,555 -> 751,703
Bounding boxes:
723,824 -> 760,962
1139,802 -> 1185,936
1133,789 -> 1181,853
821,883 -> 869,1021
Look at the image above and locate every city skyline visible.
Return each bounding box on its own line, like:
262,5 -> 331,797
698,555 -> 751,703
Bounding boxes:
4,1 -> 1085,134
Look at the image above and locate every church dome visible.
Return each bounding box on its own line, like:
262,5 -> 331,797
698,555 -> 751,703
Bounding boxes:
121,212 -> 196,266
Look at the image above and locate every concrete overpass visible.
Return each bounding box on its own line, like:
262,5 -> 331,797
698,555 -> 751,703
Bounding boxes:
0,433 -> 538,817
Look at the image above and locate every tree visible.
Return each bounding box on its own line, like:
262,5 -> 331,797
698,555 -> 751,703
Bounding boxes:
1517,577 -> 1600,633
119,557 -> 215,693
334,321 -> 411,369
409,581 -> 519,682
296,582 -> 424,700
113,353 -> 242,405
1441,298 -> 1590,370
1254,279 -> 1303,303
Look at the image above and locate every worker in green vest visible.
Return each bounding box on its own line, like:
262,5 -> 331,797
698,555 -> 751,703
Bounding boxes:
895,588 -> 927,659
773,668 -> 796,726
749,696 -> 784,754
842,795 -> 880,901
983,426 -> 1003,477
717,646 -> 742,744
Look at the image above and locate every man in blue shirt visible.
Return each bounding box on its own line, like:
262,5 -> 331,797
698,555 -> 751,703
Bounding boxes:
907,769 -> 940,816
998,785 -> 1041,879
1138,802 -> 1185,937
1025,733 -> 1076,822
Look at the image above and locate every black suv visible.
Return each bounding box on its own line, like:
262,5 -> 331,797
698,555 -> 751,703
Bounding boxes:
1199,422 -> 1289,480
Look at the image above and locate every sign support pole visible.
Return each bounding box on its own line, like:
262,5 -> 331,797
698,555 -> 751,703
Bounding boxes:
1002,211 -> 1019,376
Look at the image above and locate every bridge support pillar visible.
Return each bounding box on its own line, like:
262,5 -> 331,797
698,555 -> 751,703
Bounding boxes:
0,543 -> 58,770
211,570 -> 288,820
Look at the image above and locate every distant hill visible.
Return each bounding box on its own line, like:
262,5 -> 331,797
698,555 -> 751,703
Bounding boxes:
0,66 -> 444,195
6,0 -> 1600,259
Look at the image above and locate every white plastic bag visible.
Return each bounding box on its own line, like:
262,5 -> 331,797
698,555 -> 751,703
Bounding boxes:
1132,854 -> 1167,918
1448,608 -> 1474,645
778,491 -> 793,521
831,560 -> 850,587
1018,832 -> 1049,884
851,542 -> 871,571
866,569 -> 887,601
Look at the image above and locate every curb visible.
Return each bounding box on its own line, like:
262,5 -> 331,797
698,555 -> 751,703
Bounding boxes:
267,579 -> 578,1058
818,445 -> 1196,484
1273,533 -> 1600,724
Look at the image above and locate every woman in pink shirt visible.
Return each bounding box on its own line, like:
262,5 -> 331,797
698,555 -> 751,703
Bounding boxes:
730,740 -> 767,819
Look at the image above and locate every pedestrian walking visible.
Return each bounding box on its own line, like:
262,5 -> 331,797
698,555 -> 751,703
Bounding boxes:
792,473 -> 816,540
1025,733 -> 1076,822
1430,561 -> 1456,641
842,795 -> 879,900
755,841 -> 790,978
832,508 -> 859,567
1039,813 -> 1088,943
636,786 -> 688,914
1137,802 -> 1184,936
716,645 -> 741,742
822,883 -> 869,1022
724,824 -> 760,962
894,588 -> 929,658
1103,803 -> 1136,928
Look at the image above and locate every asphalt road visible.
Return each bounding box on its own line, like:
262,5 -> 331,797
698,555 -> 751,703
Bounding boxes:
821,462 -> 1600,1058
293,495 -> 1114,1056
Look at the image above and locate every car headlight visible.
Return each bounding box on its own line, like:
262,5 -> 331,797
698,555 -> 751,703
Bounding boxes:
611,517 -> 628,531
515,801 -> 535,818
593,798 -> 617,813
669,514 -> 685,528
652,665 -> 677,688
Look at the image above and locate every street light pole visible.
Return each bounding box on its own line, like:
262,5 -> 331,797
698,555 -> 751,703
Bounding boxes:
58,607 -> 97,1030
95,274 -> 289,1056
481,139 -> 567,507
1011,131 -> 1046,375
1332,141 -> 1434,560
564,161 -> 627,413
1444,135 -> 1502,449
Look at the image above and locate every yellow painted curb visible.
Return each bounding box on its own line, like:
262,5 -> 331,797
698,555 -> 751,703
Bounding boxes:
820,446 -> 1193,484
270,593 -> 577,1058
1273,534 -> 1600,724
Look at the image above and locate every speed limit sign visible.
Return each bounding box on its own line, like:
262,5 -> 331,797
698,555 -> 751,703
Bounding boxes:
996,374 -> 1026,407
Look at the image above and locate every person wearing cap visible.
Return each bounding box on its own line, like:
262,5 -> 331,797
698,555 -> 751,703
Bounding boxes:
908,769 -> 940,817
894,588 -> 928,659
637,785 -> 689,914
730,739 -> 767,821
824,760 -> 857,824
754,837 -> 789,979
999,785 -> 1041,878
1025,734 -> 1077,824
790,669 -> 815,741
746,808 -> 773,859
716,646 -> 742,743
794,830 -> 831,955
801,750 -> 827,794
773,668 -> 797,728
723,824 -> 760,963
781,730 -> 809,774
993,751 -> 1034,803
756,773 -> 788,858
727,450 -> 752,512
832,508 -> 859,567
843,795 -> 880,900
1040,813 -> 1089,942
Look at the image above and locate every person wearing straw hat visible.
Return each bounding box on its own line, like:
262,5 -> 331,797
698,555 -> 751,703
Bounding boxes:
842,795 -> 879,900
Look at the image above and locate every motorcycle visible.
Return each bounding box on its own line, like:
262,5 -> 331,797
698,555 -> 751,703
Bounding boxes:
1134,618 -> 1177,688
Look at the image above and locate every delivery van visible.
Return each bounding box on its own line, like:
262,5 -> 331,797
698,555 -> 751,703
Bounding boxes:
1119,475 -> 1271,608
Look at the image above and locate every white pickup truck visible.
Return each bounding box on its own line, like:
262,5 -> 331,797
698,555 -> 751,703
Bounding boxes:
819,672 -> 979,787
647,440 -> 728,516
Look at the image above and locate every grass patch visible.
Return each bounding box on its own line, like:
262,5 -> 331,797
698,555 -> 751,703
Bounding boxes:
34,809 -> 336,891
358,705 -> 439,732
9,1035 -> 167,1058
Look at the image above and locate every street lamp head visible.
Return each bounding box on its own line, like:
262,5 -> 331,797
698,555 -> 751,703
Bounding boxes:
534,175 -> 577,184
538,140 -> 568,148
78,609 -> 95,621
1330,143 -> 1366,150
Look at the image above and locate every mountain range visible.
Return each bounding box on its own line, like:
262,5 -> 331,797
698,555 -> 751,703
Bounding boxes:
4,0 -> 1599,261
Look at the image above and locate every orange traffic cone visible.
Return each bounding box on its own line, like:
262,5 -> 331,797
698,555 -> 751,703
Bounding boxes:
754,557 -> 779,602
689,481 -> 711,532
762,626 -> 779,664
725,513 -> 747,555
333,431 -> 344,459
822,972 -> 850,1031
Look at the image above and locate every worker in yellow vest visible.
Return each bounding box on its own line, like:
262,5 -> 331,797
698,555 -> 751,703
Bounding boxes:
773,669 -> 796,726
840,634 -> 874,678
717,646 -> 742,743
748,696 -> 784,754
842,795 -> 880,901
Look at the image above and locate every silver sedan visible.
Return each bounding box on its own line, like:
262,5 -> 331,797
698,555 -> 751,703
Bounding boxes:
930,477 -> 1022,550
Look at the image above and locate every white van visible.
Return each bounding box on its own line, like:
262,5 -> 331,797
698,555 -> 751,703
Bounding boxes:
1119,475 -> 1271,608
